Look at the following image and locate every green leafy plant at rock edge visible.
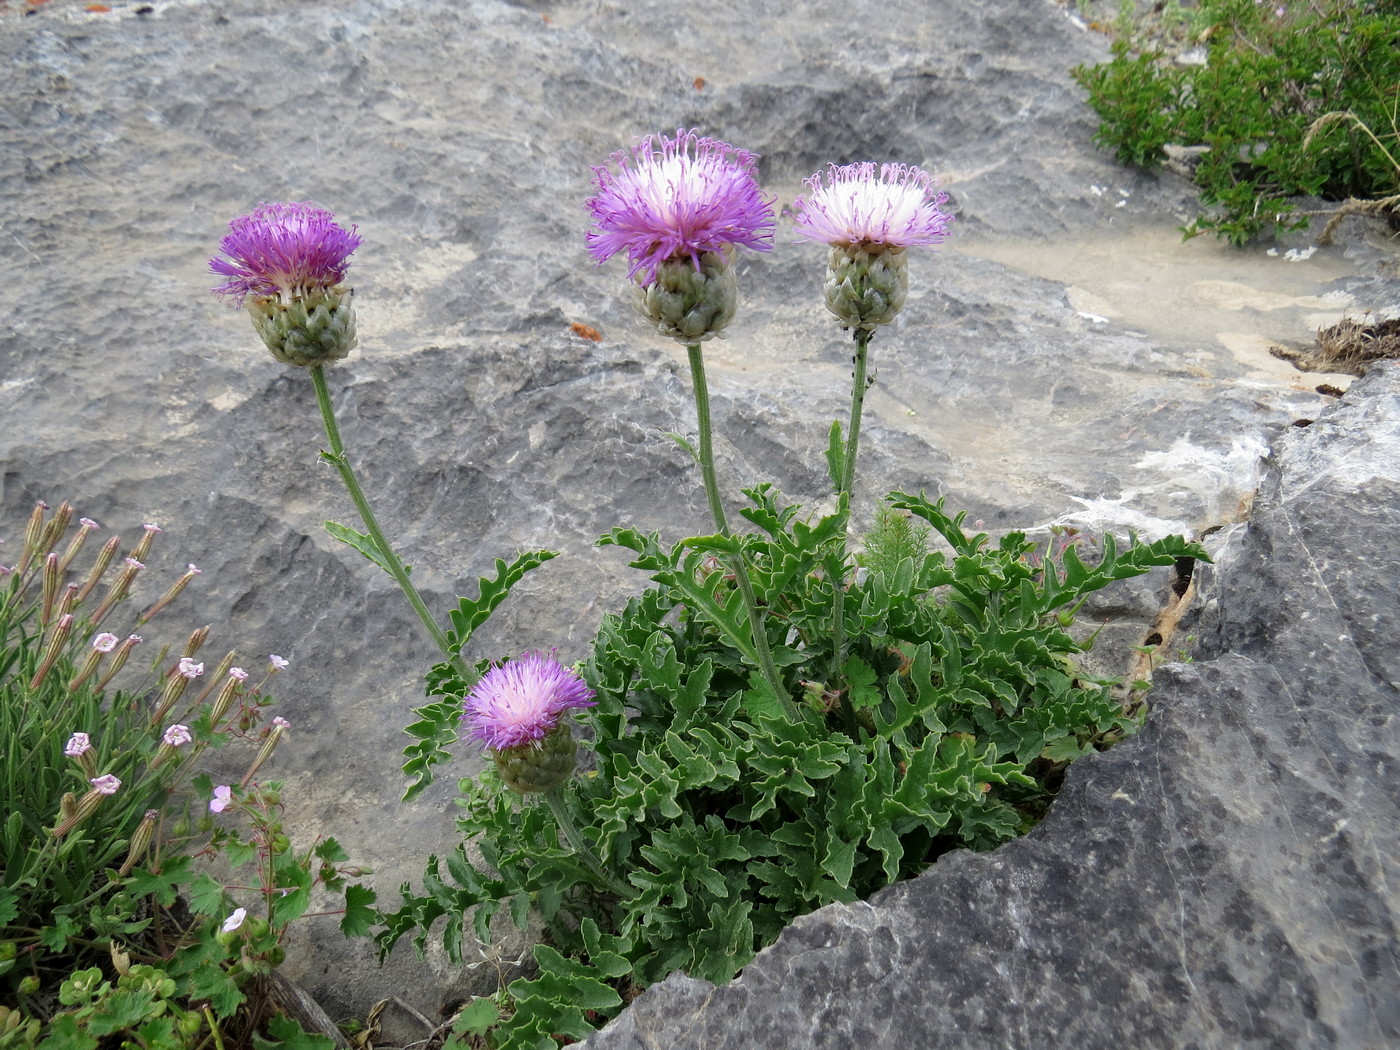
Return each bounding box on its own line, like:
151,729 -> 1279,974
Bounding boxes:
1073,0 -> 1400,243
381,491 -> 1203,1050
0,502 -> 373,1050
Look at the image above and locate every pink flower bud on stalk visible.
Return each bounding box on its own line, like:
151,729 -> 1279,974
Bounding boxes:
240,717 -> 290,788
28,614 -> 74,690
64,731 -> 97,779
210,202 -> 363,367
183,626 -> 211,659
50,774 -> 121,838
130,522 -> 162,566
186,650 -> 236,711
208,668 -> 247,729
89,557 -> 145,628
39,553 -> 61,627
55,582 -> 79,622
94,634 -> 141,692
37,501 -> 74,559
150,654 -> 203,726
75,536 -> 121,604
18,500 -> 49,575
68,632 -> 119,692
118,810 -> 159,877
58,517 -> 100,575
137,564 -> 201,625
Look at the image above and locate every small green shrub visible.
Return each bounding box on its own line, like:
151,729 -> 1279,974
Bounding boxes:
1073,0 -> 1400,243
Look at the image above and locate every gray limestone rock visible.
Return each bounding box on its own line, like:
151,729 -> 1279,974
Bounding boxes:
0,0 -> 1388,1039
580,364 -> 1400,1049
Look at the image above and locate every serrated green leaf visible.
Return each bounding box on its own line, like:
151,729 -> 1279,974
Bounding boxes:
324,521 -> 406,579
452,997 -> 502,1037
187,873 -> 227,917
340,884 -> 377,938
445,550 -> 558,652
825,420 -> 845,493
253,1013 -> 337,1050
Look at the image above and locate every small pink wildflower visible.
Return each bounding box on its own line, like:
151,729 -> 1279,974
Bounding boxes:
269,654 -> 289,671
79,518 -> 99,529
209,785 -> 233,813
187,564 -> 201,575
272,716 -> 291,730
177,658 -> 204,679
462,650 -> 597,751
92,633 -> 119,653
64,732 -> 92,757
143,523 -> 162,534
229,667 -> 249,682
221,907 -> 247,933
124,557 -> 145,570
162,724 -> 193,747
90,774 -> 121,795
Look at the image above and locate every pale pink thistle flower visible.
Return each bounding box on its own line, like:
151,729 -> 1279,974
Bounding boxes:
793,162 -> 955,330
209,785 -> 233,813
210,202 -> 362,366
64,732 -> 92,757
177,658 -> 204,679
162,724 -> 193,748
585,129 -> 775,342
90,774 -> 121,795
463,651 -> 597,793
221,907 -> 247,933
92,633 -> 119,653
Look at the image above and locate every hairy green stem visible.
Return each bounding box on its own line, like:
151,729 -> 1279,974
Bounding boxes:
542,787 -> 632,898
310,366 -> 465,675
830,328 -> 873,720
685,344 -> 793,717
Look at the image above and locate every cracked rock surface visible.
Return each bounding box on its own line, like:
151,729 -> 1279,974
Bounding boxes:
581,364 -> 1400,1049
0,0 -> 1390,1037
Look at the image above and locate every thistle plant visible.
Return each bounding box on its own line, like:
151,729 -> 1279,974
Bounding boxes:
364,133 -> 1208,1050
211,204 -> 558,802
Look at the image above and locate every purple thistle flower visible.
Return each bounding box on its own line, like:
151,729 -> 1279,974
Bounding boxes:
585,129 -> 776,285
462,650 -> 596,752
792,163 -> 954,250
210,202 -> 362,307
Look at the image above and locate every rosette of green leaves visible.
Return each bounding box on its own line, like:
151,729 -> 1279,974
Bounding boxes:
379,489 -> 1205,1049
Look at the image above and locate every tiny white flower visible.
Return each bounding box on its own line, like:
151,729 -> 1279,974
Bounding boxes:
221,907 -> 246,933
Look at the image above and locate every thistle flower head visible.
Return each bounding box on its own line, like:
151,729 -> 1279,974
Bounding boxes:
462,650 -> 596,752
792,162 -> 954,250
210,202 -> 362,307
211,203 -> 362,366
585,129 -> 776,286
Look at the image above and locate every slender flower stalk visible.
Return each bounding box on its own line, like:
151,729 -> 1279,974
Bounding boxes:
212,203 -> 463,676
310,365 -> 461,670
587,131 -> 789,710
685,344 -> 791,715
793,161 -> 955,689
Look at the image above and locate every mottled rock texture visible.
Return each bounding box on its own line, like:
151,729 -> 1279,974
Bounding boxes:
581,364 -> 1400,1049
0,0 -> 1383,1038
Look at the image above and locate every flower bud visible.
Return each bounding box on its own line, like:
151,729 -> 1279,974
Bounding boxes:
76,536 -> 121,604
247,287 -> 358,367
118,810 -> 159,877
19,500 -> 49,574
240,718 -> 289,787
94,634 -> 142,692
58,517 -> 99,574
491,721 -> 580,794
40,553 -> 61,626
29,614 -> 74,690
38,501 -> 74,558
633,252 -> 738,343
50,775 -> 121,837
823,244 -> 909,331
130,522 -> 162,566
